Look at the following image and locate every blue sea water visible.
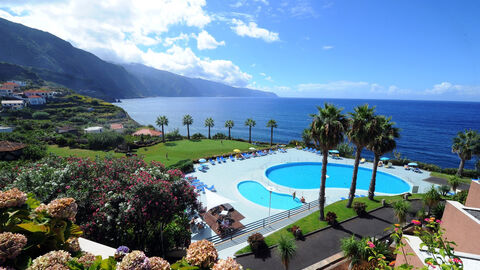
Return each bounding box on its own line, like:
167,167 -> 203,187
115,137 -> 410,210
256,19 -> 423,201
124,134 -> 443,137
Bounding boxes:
118,97 -> 480,169
265,162 -> 411,194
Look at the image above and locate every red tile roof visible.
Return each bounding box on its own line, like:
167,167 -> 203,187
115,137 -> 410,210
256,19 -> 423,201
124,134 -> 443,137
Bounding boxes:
0,141 -> 27,152
2,82 -> 18,86
28,95 -> 43,98
110,123 -> 124,130
25,90 -> 51,93
132,129 -> 162,137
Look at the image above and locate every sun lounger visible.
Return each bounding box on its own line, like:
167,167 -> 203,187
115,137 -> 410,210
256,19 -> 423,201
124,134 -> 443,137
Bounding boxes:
360,158 -> 366,164
385,162 -> 393,168
404,165 -> 410,170
229,155 -> 235,161
359,195 -> 366,197
209,159 -> 215,165
221,156 -> 227,163
354,195 -> 360,198
340,197 -> 347,200
207,185 -> 216,192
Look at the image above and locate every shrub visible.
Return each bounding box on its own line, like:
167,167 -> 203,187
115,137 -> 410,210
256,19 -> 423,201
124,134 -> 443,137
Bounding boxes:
166,128 -> 183,141
353,202 -> 367,216
191,133 -> 206,140
438,185 -> 450,196
287,225 -> 303,240
69,116 -> 89,124
288,140 -> 302,147
32,111 -> 50,119
247,233 -> 267,255
432,201 -> 446,219
442,168 -> 477,178
167,159 -> 194,173
423,185 -> 441,215
392,200 -> 411,224
451,190 -> 468,204
212,133 -> 227,140
87,131 -> 124,150
326,211 -> 337,225
337,142 -> 354,158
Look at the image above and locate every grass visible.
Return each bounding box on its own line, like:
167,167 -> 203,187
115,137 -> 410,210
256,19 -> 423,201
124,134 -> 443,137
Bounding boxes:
235,194 -> 424,255
430,171 -> 472,184
48,139 -> 259,166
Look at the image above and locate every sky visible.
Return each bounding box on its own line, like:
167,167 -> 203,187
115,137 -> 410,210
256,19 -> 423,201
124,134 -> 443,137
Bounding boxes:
1,0 -> 480,101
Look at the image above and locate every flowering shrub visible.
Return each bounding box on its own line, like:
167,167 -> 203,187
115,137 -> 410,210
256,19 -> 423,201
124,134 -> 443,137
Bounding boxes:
149,257 -> 171,270
28,250 -> 72,270
212,257 -> 243,270
185,240 -> 218,268
7,155 -> 198,254
0,188 -> 27,208
0,232 -> 27,264
118,250 -> 150,270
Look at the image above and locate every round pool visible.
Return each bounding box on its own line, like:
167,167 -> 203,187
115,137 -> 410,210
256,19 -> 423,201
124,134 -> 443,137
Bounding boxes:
265,162 -> 410,194
237,181 -> 303,210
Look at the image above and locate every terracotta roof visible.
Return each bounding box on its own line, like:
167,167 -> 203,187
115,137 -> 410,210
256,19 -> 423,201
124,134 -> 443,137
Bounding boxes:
28,95 -> 43,98
0,141 -> 27,152
2,82 -> 18,86
110,123 -> 124,130
25,90 -> 51,93
132,129 -> 162,136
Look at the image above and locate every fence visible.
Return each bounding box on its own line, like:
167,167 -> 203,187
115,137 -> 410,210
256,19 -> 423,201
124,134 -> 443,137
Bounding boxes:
206,199 -> 319,245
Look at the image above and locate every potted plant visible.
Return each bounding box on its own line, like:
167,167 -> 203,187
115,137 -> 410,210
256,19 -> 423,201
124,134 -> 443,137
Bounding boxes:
353,202 -> 367,216
326,211 -> 338,226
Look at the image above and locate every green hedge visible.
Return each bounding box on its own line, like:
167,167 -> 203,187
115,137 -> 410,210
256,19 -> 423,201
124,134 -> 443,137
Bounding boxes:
167,159 -> 194,173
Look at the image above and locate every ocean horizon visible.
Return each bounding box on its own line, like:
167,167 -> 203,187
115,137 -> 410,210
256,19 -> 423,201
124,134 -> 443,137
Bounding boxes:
118,96 -> 480,170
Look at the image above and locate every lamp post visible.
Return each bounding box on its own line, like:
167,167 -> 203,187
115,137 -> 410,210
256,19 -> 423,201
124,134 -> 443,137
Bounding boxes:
266,186 -> 275,226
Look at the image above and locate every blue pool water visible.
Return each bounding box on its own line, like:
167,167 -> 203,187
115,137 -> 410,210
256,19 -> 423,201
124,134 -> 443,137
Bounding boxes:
237,181 -> 303,210
266,162 -> 411,194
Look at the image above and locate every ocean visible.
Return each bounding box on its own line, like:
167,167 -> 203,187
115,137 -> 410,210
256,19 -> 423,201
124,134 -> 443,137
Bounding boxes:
118,97 -> 480,170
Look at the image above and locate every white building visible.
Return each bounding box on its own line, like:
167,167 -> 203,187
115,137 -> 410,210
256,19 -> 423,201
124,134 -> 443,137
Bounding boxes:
7,80 -> 27,87
0,126 -> 13,133
24,90 -> 54,99
0,88 -> 13,96
27,95 -> 46,105
1,100 -> 25,110
84,126 -> 104,133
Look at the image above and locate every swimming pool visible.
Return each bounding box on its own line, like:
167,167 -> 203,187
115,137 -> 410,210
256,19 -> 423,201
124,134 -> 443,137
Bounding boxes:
265,162 -> 410,194
237,181 -> 303,210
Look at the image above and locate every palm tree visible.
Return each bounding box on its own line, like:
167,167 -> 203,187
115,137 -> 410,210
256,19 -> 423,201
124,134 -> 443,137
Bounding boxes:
423,186 -> 441,215
266,119 -> 278,146
204,117 -> 214,139
182,114 -> 193,140
245,118 -> 256,143
346,104 -> 377,208
277,235 -> 296,270
310,104 -> 349,220
155,115 -> 168,143
225,120 -> 234,140
302,128 -> 312,146
452,129 -> 480,177
448,175 -> 461,194
393,200 -> 411,224
366,115 -> 400,200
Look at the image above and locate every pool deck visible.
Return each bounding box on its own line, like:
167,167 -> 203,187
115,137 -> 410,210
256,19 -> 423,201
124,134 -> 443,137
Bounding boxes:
187,148 -> 432,257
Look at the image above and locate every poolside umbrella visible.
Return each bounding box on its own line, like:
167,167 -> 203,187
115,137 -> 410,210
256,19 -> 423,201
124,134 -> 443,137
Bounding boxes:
198,158 -> 207,163
408,162 -> 418,167
202,189 -> 234,211
249,147 -> 256,150
380,157 -> 390,161
233,149 -> 241,153
329,150 -> 339,154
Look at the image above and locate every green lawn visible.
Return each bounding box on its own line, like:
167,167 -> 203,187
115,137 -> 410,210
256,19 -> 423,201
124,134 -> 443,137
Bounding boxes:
235,194 -> 424,255
430,171 -> 471,184
48,139 -> 259,166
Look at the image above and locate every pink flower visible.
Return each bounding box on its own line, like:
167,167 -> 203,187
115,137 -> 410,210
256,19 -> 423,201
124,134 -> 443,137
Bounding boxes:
66,185 -> 71,189
436,219 -> 442,224
367,241 -> 375,248
424,218 -> 430,222
412,219 -> 421,225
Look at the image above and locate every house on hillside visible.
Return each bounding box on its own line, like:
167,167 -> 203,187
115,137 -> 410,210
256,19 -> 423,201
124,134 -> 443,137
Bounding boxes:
0,87 -> 13,96
27,95 -> 46,105
0,141 -> 26,160
56,126 -> 79,135
132,128 -> 162,137
24,90 -> 54,99
1,100 -> 25,110
7,80 -> 26,87
110,123 -> 124,133
84,126 -> 103,133
395,180 -> 480,268
0,82 -> 20,91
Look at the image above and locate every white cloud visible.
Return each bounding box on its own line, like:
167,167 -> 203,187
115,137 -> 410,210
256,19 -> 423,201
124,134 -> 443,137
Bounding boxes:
425,82 -> 480,96
254,0 -> 269,5
290,0 -> 317,18
322,45 -> 334,50
196,30 -> 225,50
0,0 -> 256,88
259,72 -> 266,76
143,46 -> 252,87
231,18 -> 279,42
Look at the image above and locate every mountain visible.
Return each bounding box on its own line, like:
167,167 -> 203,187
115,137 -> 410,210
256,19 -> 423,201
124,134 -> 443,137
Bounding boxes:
0,18 -> 276,99
123,63 -> 277,97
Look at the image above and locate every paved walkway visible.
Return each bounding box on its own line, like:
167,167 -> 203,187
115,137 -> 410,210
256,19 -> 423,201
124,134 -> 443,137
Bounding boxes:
236,200 -> 422,270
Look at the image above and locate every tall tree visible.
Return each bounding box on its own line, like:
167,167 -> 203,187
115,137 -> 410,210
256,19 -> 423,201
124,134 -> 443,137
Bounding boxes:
310,103 -> 349,220
266,119 -> 278,146
245,118 -> 256,143
346,104 -> 377,208
452,129 -> 480,177
277,235 -> 296,270
182,114 -> 193,140
302,128 -> 312,146
225,120 -> 234,140
366,115 -> 400,200
204,117 -> 214,139
155,115 -> 168,143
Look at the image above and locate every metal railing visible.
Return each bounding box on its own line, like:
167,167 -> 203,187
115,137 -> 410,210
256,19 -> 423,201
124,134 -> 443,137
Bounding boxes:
206,200 -> 319,245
